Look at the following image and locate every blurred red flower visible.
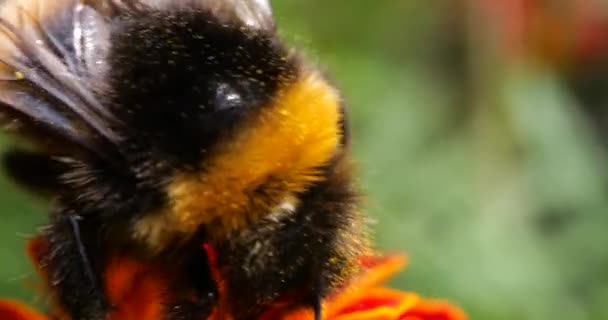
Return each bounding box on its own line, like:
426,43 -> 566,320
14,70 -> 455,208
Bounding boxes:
476,0 -> 608,65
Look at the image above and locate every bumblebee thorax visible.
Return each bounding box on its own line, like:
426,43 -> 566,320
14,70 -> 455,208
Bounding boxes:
132,73 -> 343,252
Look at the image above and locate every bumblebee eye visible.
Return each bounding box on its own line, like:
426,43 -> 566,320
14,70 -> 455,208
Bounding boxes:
215,83 -> 243,111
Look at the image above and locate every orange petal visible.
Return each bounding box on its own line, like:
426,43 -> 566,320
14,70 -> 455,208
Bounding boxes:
331,288 -> 419,320
104,258 -> 167,320
0,299 -> 48,320
281,288 -> 419,320
280,255 -> 410,320
325,254 -> 407,316
401,299 -> 468,320
205,243 -> 234,320
353,255 -> 408,291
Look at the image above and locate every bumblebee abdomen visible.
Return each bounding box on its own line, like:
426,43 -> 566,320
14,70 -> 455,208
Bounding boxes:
214,154 -> 367,318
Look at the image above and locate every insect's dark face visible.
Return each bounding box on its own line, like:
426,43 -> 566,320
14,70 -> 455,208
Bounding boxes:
107,9 -> 298,165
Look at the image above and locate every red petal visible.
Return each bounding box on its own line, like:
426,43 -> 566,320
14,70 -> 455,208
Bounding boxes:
400,300 -> 468,320
336,296 -> 402,315
0,299 -> 47,320
104,258 -> 167,320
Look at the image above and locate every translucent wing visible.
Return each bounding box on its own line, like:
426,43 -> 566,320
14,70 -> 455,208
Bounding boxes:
0,0 -> 119,155
0,0 -> 276,156
135,0 -> 276,30
73,2 -> 112,80
216,0 -> 275,30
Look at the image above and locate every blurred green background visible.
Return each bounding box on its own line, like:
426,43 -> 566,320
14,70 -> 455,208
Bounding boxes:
2,1 -> 608,319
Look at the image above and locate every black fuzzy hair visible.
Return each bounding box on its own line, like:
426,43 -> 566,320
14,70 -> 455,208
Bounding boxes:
0,2 -> 298,318
215,153 -> 364,319
0,1 -> 365,320
106,8 -> 298,169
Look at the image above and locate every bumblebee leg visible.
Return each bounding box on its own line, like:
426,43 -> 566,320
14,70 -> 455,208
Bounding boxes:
69,215 -> 100,293
313,293 -> 322,320
44,213 -> 108,319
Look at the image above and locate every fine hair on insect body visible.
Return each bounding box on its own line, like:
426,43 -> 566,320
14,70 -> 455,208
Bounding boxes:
0,0 -> 368,319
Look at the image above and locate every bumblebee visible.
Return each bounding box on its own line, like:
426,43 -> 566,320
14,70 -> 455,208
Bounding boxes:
0,0 -> 367,319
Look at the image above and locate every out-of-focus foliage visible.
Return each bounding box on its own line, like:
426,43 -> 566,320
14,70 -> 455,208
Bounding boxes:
1,1 -> 607,320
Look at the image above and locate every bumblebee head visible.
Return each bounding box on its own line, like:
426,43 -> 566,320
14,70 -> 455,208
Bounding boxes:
102,2 -> 347,248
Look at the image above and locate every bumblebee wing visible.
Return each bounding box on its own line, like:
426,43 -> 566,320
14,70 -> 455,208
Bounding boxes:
128,0 -> 276,30
0,0 -> 119,156
213,0 -> 275,30
73,2 -> 112,81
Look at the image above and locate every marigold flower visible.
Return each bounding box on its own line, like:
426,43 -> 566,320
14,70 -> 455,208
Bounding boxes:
0,239 -> 467,320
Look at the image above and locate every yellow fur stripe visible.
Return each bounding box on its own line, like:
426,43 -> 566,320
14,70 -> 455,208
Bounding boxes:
135,72 -> 342,248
